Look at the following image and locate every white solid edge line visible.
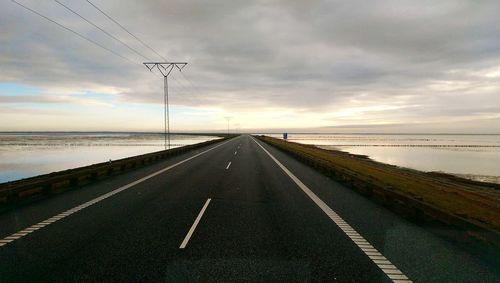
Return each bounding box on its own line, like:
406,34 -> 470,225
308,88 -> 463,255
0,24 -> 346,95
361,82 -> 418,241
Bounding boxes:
251,137 -> 412,283
226,161 -> 232,169
179,198 -> 211,249
0,139 -> 233,249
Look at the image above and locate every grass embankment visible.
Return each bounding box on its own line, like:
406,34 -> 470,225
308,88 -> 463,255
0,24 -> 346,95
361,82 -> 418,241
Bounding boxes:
258,136 -> 500,242
0,136 -> 237,210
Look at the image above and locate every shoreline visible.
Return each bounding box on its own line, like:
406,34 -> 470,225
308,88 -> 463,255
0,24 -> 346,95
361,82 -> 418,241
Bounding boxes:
0,134 -> 224,184
315,145 -> 500,185
258,136 -> 500,242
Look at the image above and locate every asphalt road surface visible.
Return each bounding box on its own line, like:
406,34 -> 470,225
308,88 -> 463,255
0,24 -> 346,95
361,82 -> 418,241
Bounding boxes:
0,135 -> 498,282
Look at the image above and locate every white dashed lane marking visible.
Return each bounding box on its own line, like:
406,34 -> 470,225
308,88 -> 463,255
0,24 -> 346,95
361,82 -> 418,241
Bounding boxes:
179,198 -> 211,249
226,161 -> 232,170
0,139 -> 233,249
252,137 -> 412,283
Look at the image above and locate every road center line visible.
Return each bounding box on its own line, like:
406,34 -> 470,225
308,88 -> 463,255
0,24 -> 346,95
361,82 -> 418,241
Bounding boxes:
179,198 -> 211,249
226,161 -> 232,169
0,139 -> 233,249
251,137 -> 411,283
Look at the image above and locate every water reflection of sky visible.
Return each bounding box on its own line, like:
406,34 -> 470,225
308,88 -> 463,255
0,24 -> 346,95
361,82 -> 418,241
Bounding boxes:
0,134 -> 219,183
336,146 -> 500,176
266,134 -> 500,180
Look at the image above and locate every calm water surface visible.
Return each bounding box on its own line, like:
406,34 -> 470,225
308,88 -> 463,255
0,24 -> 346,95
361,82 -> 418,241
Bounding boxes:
267,134 -> 500,183
0,133 -> 220,183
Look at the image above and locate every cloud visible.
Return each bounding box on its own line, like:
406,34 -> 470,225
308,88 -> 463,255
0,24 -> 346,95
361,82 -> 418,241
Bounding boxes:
0,0 -> 499,131
0,94 -> 114,107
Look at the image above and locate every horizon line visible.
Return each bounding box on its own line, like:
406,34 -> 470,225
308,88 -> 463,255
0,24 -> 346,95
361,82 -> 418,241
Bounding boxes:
0,131 -> 499,135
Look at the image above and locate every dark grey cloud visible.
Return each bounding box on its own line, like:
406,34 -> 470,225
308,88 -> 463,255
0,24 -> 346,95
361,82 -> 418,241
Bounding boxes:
0,0 -> 499,131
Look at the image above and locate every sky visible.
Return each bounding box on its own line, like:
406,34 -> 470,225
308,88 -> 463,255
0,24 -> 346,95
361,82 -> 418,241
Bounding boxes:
0,0 -> 499,133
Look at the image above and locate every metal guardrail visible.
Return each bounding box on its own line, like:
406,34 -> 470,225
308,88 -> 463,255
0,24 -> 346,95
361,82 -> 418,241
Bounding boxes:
257,136 -> 499,247
0,136 -> 236,209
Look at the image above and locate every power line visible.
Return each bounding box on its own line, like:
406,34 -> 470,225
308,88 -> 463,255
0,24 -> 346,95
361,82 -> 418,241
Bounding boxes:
11,0 -> 193,105
57,1 -> 199,110
171,73 -> 196,97
12,0 -> 200,98
85,0 -> 167,61
54,0 -> 200,142
179,71 -> 204,95
10,0 -> 136,65
224,116 -> 232,135
84,0 -> 203,99
53,0 -> 151,62
143,62 -> 188,150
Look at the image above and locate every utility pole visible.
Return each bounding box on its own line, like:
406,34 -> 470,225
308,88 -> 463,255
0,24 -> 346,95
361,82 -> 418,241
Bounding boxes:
144,62 -> 187,150
224,116 -> 232,135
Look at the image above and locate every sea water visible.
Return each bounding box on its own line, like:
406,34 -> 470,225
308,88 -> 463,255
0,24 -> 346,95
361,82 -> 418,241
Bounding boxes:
0,132 -> 220,183
266,134 -> 500,184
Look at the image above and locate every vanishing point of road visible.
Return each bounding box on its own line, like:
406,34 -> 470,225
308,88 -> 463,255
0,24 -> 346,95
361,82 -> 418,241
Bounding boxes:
0,135 -> 497,282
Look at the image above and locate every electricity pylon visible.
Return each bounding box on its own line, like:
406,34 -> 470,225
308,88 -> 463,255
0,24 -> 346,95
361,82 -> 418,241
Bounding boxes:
224,116 -> 232,135
144,62 -> 187,150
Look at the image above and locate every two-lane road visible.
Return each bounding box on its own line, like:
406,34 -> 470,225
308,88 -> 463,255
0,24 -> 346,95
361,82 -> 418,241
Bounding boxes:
0,135 -> 498,282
